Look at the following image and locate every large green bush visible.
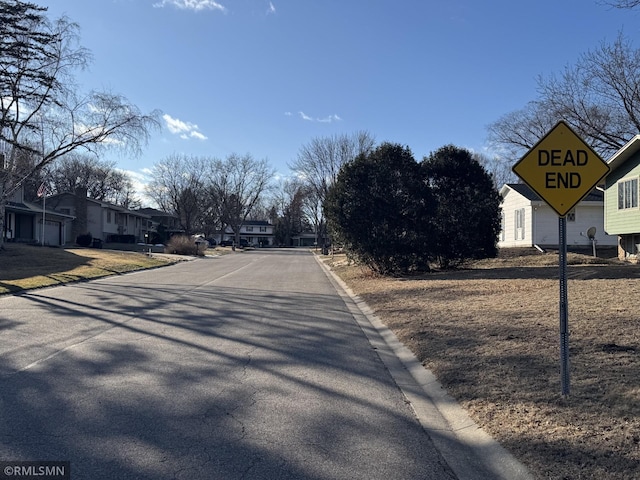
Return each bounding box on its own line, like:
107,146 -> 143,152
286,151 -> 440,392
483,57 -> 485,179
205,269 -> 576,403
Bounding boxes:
325,143 -> 435,275
423,145 -> 501,268
76,233 -> 92,247
324,143 -> 501,274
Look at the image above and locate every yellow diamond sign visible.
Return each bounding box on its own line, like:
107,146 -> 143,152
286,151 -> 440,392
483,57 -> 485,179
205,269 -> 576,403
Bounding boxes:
512,121 -> 610,217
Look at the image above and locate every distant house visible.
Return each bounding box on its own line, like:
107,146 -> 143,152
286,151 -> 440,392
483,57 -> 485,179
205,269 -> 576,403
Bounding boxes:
46,190 -> 150,244
291,229 -> 319,247
4,185 -> 74,246
136,207 -> 183,242
221,220 -> 274,247
604,135 -> 640,260
498,183 -> 617,249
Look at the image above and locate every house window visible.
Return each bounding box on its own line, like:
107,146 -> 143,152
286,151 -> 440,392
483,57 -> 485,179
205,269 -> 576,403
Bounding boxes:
260,226 -> 267,232
566,210 -> 576,222
107,211 -> 112,223
515,208 -> 525,240
618,178 -> 638,210
246,226 -> 254,232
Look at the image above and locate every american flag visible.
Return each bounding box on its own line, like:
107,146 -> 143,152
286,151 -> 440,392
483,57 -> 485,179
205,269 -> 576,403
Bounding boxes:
37,182 -> 48,198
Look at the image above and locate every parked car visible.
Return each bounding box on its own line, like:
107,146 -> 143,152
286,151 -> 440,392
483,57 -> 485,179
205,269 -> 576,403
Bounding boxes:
219,239 -> 250,248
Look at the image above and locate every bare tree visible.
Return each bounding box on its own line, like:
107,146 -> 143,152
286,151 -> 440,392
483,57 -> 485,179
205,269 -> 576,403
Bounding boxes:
291,131 -> 375,201
487,32 -> 640,161
473,152 -> 516,189
212,153 -> 274,244
1,1 -> 159,248
269,178 -> 309,246
599,0 -> 640,7
145,154 -> 210,235
487,101 -> 559,160
301,186 -> 324,247
289,131 -> 375,245
45,153 -> 138,206
111,185 -> 141,210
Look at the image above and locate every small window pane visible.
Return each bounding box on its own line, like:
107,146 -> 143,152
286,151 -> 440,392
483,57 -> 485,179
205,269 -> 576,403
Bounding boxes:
619,183 -> 624,209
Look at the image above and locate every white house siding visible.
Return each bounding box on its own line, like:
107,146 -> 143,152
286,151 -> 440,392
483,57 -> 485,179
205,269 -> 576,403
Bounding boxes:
95,207 -> 148,242
102,208 -> 118,237
499,190 -> 535,248
86,203 -> 103,239
222,223 -> 274,246
499,185 -> 617,249
568,204 -> 617,247
532,206 -> 558,246
528,204 -> 616,247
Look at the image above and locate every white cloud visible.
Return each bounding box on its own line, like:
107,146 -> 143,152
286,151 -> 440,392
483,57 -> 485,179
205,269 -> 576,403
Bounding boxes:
153,0 -> 227,12
297,111 -> 342,123
189,130 -> 208,140
118,168 -> 157,208
267,2 -> 276,14
318,114 -> 342,123
163,113 -> 208,141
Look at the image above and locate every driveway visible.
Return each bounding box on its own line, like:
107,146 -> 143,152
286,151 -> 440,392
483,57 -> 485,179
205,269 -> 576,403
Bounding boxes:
0,249 -> 461,479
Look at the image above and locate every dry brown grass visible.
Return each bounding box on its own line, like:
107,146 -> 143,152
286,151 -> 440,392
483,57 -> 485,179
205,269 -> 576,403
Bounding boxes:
324,249 -> 640,480
0,243 -> 175,295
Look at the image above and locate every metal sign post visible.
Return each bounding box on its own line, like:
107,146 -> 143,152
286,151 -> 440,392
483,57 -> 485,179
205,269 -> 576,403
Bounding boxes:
559,217 -> 569,396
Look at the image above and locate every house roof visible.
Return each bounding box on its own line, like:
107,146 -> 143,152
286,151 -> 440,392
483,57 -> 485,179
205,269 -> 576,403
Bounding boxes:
607,134 -> 640,173
501,183 -> 542,201
244,220 -> 272,226
500,183 -> 603,203
6,200 -> 75,220
136,207 -> 178,218
45,192 -> 151,218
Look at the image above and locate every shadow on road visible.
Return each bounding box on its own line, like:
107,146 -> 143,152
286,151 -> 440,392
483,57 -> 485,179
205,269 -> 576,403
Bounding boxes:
0,269 -> 450,479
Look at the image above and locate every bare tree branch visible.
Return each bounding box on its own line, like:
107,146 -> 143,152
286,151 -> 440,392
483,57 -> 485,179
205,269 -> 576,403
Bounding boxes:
598,0 -> 640,8
1,1 -> 159,248
487,32 -> 640,163
289,131 -> 375,244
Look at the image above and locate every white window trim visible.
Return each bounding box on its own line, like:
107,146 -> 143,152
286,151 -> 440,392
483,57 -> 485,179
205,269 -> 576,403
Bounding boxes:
617,176 -> 639,210
514,208 -> 525,240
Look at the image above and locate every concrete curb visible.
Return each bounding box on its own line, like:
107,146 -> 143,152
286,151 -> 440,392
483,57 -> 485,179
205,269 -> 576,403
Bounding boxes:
315,255 -> 535,480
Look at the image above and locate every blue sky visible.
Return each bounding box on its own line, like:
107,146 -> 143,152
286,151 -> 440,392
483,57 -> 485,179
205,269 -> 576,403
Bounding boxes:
35,0 -> 638,204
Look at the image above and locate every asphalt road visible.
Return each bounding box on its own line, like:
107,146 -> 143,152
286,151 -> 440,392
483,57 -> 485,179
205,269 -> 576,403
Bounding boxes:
0,249 -> 460,479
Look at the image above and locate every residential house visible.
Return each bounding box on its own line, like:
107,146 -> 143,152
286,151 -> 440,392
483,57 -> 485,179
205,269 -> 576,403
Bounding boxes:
291,229 -> 319,247
3,185 -> 74,246
221,220 -> 274,247
46,191 -> 150,244
136,207 -> 183,242
499,183 -> 617,249
603,135 -> 640,260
